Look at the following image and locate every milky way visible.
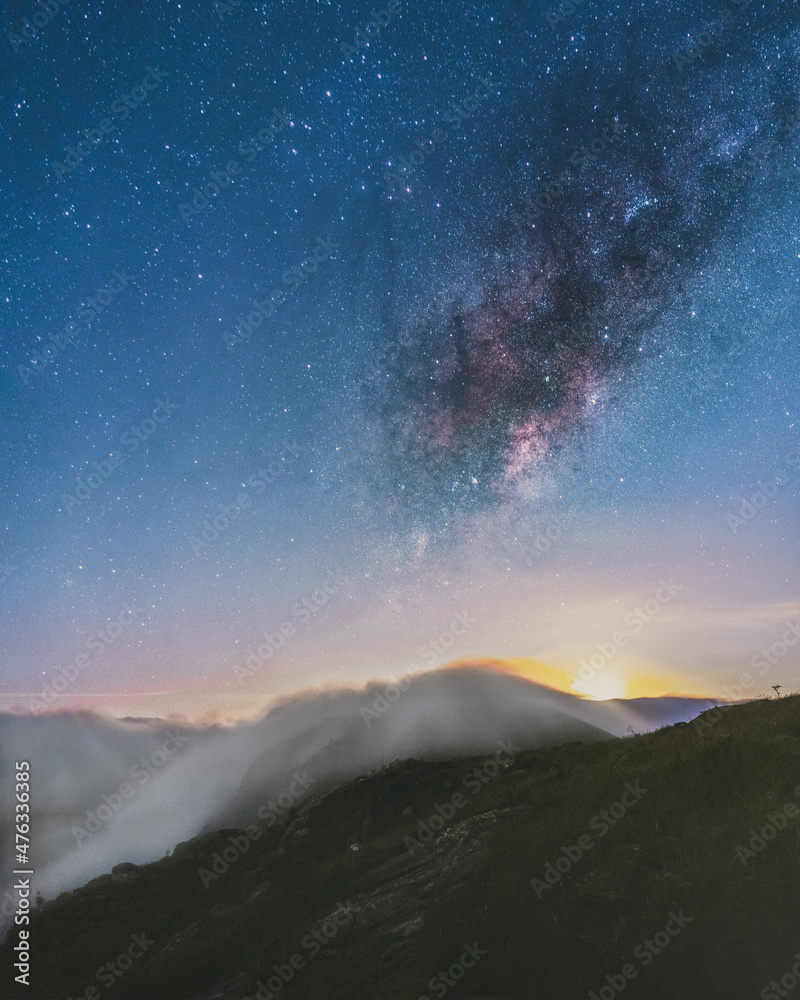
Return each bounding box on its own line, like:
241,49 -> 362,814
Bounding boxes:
371,5 -> 800,513
1,0 -> 798,721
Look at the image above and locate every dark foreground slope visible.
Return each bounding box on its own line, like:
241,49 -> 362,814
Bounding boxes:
4,695 -> 800,1000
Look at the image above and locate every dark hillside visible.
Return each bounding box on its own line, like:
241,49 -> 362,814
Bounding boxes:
4,695 -> 799,1000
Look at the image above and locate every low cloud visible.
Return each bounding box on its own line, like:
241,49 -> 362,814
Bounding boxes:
0,665 -> 717,927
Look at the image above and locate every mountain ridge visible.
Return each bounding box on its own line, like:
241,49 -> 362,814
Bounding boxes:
4,694 -> 799,999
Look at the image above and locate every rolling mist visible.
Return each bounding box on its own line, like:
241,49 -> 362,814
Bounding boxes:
0,664 -> 718,930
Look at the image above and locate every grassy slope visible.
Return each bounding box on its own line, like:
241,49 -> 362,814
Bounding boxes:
4,695 -> 800,1000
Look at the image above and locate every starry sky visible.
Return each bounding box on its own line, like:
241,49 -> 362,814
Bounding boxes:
1,0 -> 799,721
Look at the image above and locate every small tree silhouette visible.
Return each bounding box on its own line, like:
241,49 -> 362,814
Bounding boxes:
772,684 -> 782,698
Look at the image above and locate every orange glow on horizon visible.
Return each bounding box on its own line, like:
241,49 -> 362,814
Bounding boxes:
465,656 -> 715,702
0,655 -> 723,723
499,657 -> 577,693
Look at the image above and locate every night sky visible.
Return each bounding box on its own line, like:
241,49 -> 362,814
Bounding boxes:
1,0 -> 799,721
